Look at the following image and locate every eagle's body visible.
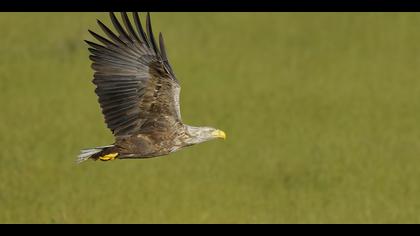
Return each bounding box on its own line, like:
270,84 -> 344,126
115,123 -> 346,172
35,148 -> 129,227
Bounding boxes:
78,12 -> 225,163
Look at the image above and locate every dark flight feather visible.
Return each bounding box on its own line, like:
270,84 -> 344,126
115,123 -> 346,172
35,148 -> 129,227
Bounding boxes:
109,12 -> 133,44
97,20 -> 127,46
87,12 -> 181,137
146,12 -> 161,58
133,12 -> 150,47
159,32 -> 175,77
121,12 -> 141,43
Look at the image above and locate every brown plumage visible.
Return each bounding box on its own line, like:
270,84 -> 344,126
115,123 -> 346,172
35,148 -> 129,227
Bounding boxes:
78,12 -> 226,163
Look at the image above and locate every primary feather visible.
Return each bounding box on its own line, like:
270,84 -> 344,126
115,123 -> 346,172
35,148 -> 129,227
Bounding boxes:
86,12 -> 180,137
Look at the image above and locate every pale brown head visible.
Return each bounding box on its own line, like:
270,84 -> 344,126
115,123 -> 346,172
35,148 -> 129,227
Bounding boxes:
184,125 -> 226,145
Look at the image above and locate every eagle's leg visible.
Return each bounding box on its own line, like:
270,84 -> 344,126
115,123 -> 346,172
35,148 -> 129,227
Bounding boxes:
98,153 -> 118,161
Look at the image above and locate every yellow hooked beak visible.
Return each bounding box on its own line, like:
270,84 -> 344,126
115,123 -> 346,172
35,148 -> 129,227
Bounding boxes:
212,129 -> 227,140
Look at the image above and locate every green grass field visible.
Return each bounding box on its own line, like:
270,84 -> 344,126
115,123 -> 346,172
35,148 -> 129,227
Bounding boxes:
1,12 -> 420,223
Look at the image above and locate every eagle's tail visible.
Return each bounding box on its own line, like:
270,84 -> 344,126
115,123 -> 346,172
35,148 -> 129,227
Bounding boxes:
76,145 -> 117,164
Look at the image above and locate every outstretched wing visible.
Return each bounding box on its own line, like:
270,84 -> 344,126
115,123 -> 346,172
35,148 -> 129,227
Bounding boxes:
86,12 -> 182,137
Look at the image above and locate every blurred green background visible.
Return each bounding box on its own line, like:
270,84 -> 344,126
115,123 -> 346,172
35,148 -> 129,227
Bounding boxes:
1,12 -> 420,223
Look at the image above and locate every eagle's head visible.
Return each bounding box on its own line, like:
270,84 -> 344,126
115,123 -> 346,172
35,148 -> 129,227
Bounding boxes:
184,125 -> 226,145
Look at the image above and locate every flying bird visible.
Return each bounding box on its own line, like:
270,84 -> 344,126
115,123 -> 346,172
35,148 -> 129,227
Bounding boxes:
77,12 -> 226,163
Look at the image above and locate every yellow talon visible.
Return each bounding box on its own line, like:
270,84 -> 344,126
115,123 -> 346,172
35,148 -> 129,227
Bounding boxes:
99,153 -> 118,161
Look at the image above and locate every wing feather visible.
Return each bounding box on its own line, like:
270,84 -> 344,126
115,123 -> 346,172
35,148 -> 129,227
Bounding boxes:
121,12 -> 141,43
86,12 -> 181,137
133,12 -> 150,47
146,13 -> 161,59
109,12 -> 133,44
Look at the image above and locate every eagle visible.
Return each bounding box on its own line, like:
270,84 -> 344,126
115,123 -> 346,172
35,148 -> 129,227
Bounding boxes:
77,12 -> 226,163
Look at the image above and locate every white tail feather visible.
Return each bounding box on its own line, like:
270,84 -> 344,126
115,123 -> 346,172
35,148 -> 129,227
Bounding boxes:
76,145 -> 114,164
